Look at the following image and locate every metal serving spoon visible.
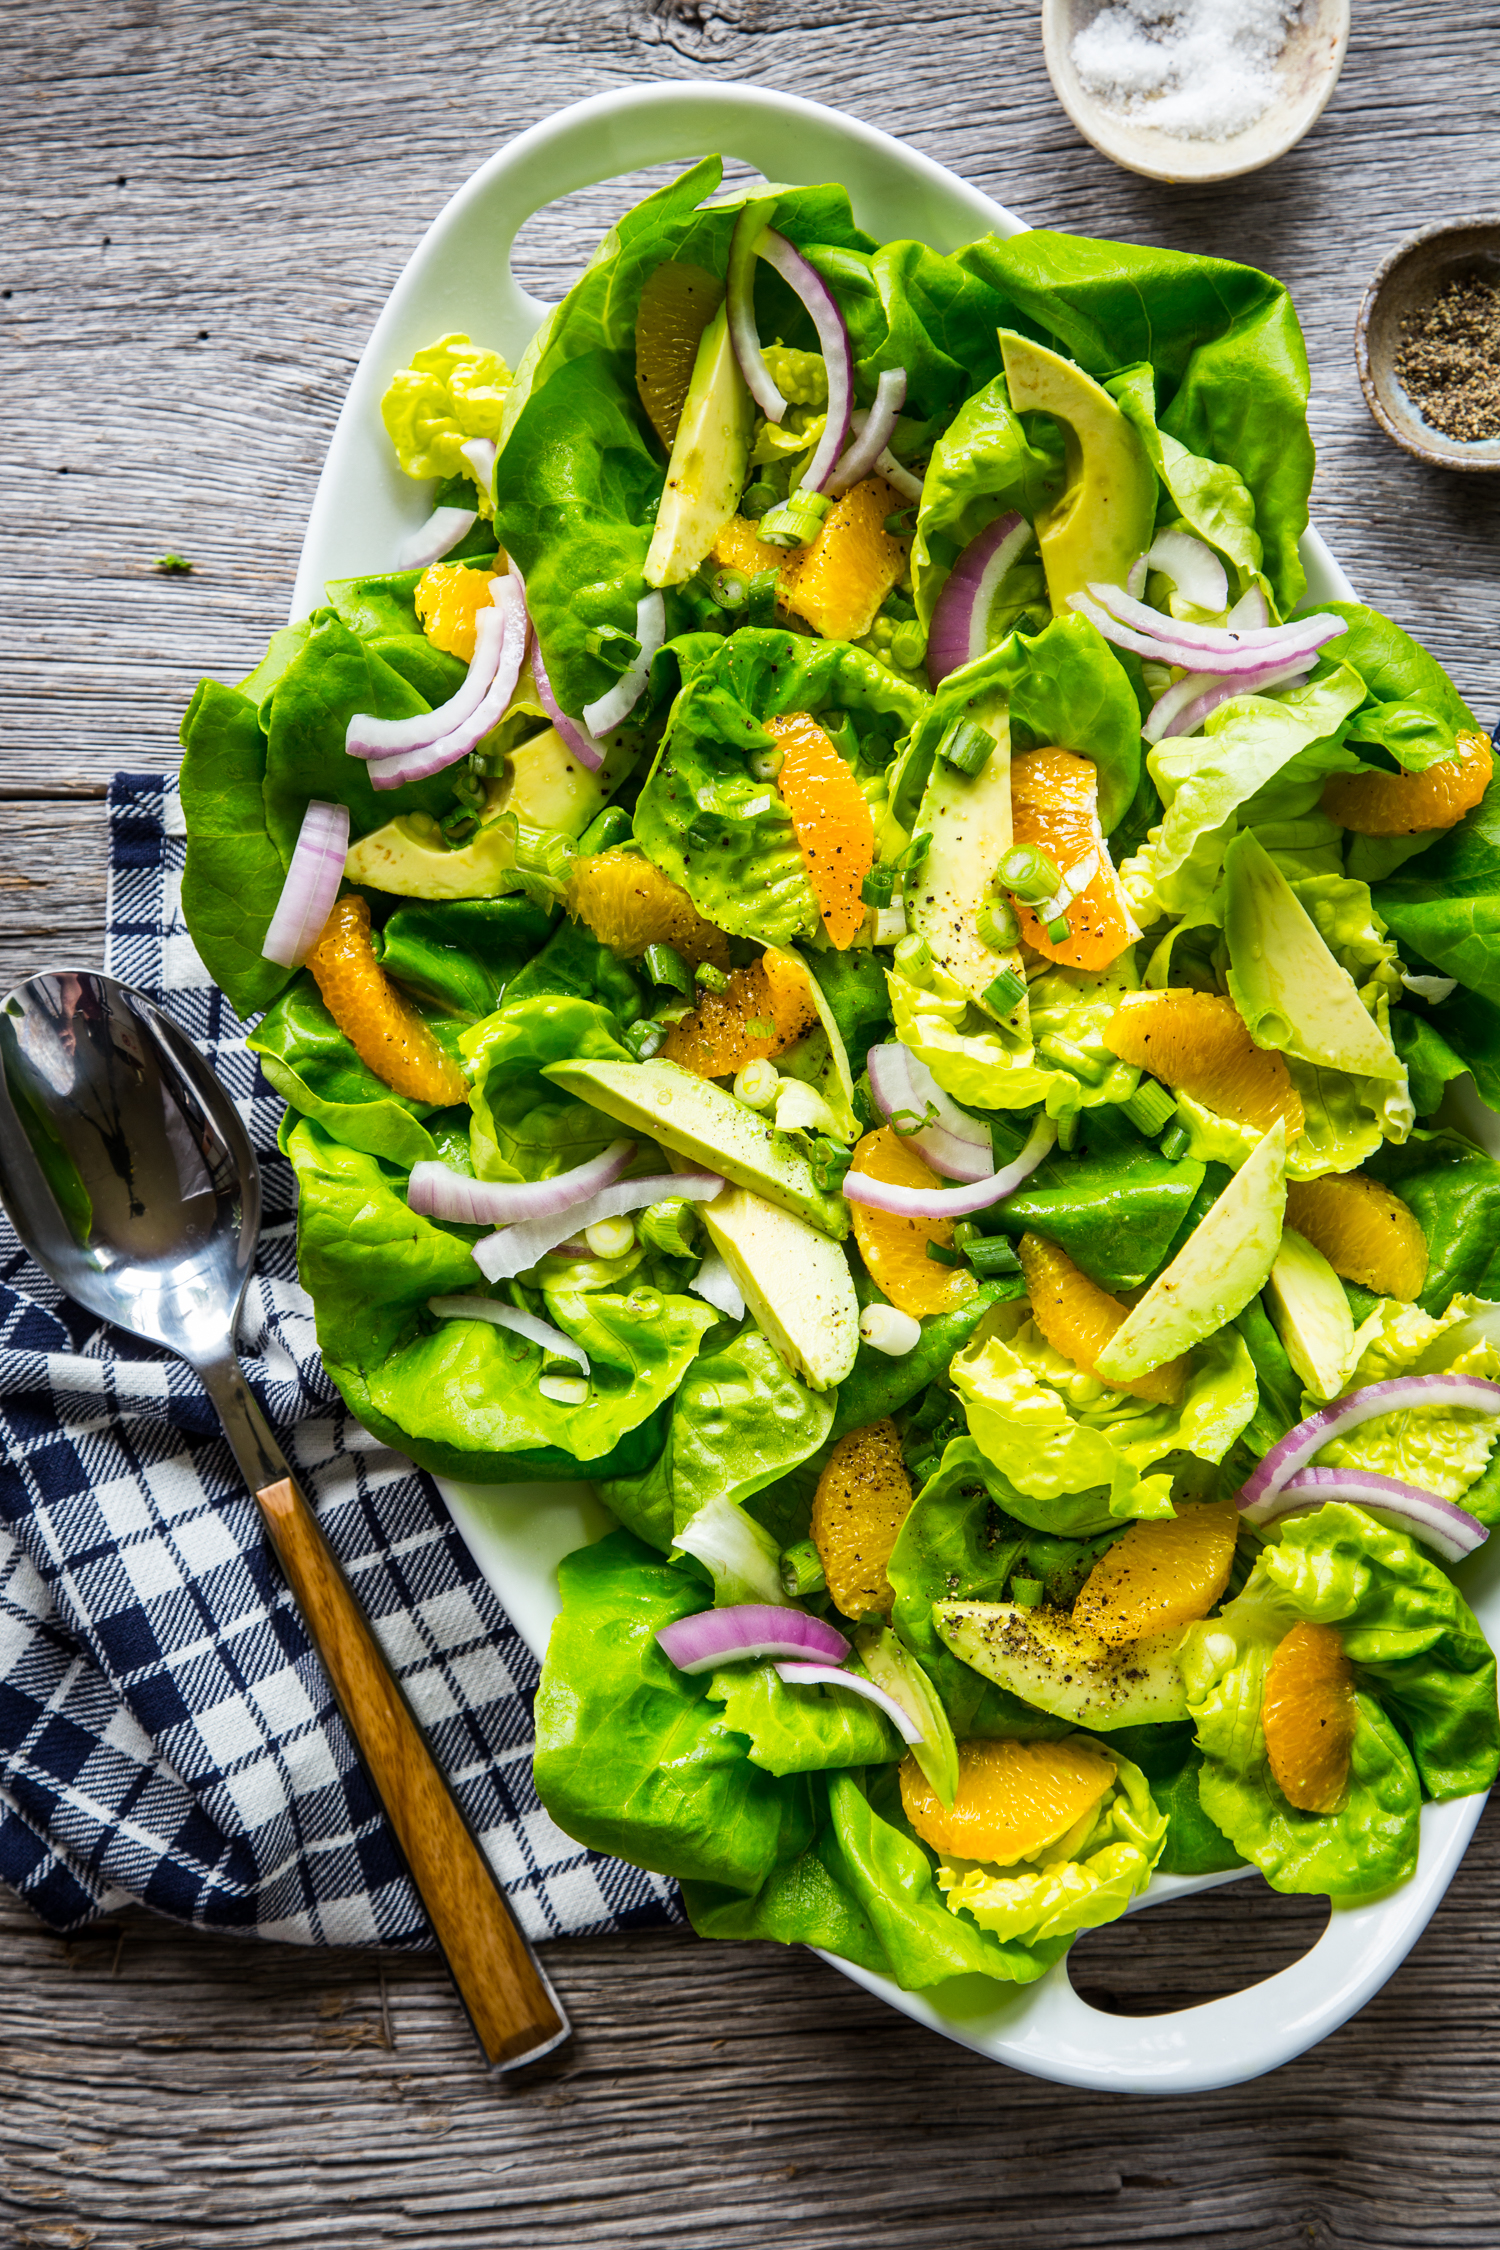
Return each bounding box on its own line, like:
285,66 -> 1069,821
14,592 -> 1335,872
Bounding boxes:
0,969 -> 569,2072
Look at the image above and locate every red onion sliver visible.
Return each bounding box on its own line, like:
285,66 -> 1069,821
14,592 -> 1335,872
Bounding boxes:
347,588 -> 508,759
1082,582 -> 1346,661
396,503 -> 479,572
581,591 -> 666,738
657,1603 -> 849,1675
426,1294 -> 589,1375
775,1662 -> 923,1743
1168,660 -> 1315,739
1238,1373 -> 1500,1514
410,1139 -> 635,1227
531,638 -> 606,774
844,1111 -> 1056,1220
867,1042 -> 993,1183
727,204 -> 787,423
1263,1467 -> 1489,1564
1070,591 -> 1345,679
757,230 -> 852,495
459,436 -> 497,489
690,1249 -> 745,1322
927,512 -> 1034,686
368,575 -> 529,789
828,368 -> 907,492
261,799 -> 350,968
1145,529 -> 1228,612
473,1167 -> 725,1283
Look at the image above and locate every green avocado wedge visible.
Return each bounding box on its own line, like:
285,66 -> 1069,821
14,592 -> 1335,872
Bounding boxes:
998,330 -> 1157,616
935,1601 -> 1189,1729
644,302 -> 754,588
1225,830 -> 1406,1082
543,1055 -> 850,1238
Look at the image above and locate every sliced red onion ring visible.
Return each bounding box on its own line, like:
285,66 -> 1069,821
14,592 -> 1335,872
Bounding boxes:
410,1139 -> 635,1227
775,1662 -> 923,1743
927,512 -> 1034,686
531,638 -> 607,775
1259,1467 -> 1489,1564
1146,529 -> 1228,613
1239,1373 -> 1500,1515
658,1604 -> 849,1675
727,204 -> 787,423
1145,655 -> 1316,744
261,799 -> 350,967
347,586 -> 508,758
459,436 -> 497,490
690,1249 -> 745,1322
473,1167 -> 725,1283
872,444 -> 923,503
1070,591 -> 1345,680
366,576 -> 530,789
844,1110 -> 1056,1220
867,1041 -> 994,1182
828,369 -> 907,492
1082,582 -> 1347,662
581,591 -> 666,737
396,504 -> 479,572
426,1294 -> 589,1375
757,230 -> 852,495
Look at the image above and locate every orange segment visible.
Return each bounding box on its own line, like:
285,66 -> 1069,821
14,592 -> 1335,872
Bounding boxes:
1261,1620 -> 1357,1814
1008,747 -> 1138,971
635,261 -> 723,451
661,951 -> 816,1078
848,1126 -> 979,1319
809,1418 -> 914,1620
1284,1173 -> 1429,1301
709,474 -> 908,643
1018,1232 -> 1187,1406
306,897 -> 465,1105
563,850 -> 731,971
900,1737 -> 1118,1866
768,712 -> 875,949
1071,1497 -> 1239,1646
412,562 -> 503,662
1322,729 -> 1493,836
1104,989 -> 1305,1138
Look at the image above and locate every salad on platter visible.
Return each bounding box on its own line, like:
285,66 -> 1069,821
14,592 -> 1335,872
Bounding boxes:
180,155 -> 1500,1997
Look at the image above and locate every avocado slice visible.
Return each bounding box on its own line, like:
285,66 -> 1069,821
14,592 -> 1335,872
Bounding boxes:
1224,830 -> 1406,1082
852,1623 -> 959,1807
934,1600 -> 1189,1729
695,1180 -> 858,1391
1265,1224 -> 1356,1403
999,330 -> 1157,616
542,1056 -> 850,1239
1093,1118 -> 1288,1382
907,700 -> 1027,1025
345,726 -> 633,899
644,302 -> 755,589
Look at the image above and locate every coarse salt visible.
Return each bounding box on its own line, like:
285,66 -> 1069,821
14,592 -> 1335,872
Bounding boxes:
1072,0 -> 1303,144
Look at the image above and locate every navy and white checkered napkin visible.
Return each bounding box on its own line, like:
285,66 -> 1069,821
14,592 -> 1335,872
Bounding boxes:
0,773 -> 681,1948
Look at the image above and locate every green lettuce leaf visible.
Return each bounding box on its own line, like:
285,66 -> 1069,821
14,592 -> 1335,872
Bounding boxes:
1000,1311 -> 1258,1475
1374,769 -> 1500,1009
1107,362 -> 1262,583
937,1744 -> 1166,1943
179,678 -> 294,1018
248,978 -> 465,1168
1309,1293 -> 1500,1507
461,995 -> 633,1183
910,372 -> 1063,632
1364,1129 -> 1500,1313
704,1660 -> 901,1774
891,952 -> 1141,1120
1316,604 -> 1483,773
984,1102 -> 1205,1291
372,896 -> 555,1021
826,1291 -> 1020,1444
381,334 -> 512,496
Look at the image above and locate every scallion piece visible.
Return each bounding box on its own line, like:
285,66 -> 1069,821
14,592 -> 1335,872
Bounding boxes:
643,941 -> 691,995
982,967 -> 1027,1015
937,717 -> 995,777
862,864 -> 897,908
997,844 -> 1061,903
779,1539 -> 827,1598
1123,1080 -> 1178,1138
1158,1119 -> 1192,1161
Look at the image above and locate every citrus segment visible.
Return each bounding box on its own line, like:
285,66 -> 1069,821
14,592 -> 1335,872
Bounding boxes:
900,1737 -> 1118,1866
1018,1232 -> 1187,1406
768,712 -> 875,948
1261,1619 -> 1357,1814
413,561 -> 502,661
1322,729 -> 1493,836
711,515 -> 789,586
1284,1172 -> 1429,1301
306,897 -> 466,1105
810,1417 -> 914,1620
847,1126 -> 979,1319
564,850 -> 731,971
1008,747 -> 1138,971
709,474 -> 907,642
1071,1497 -> 1239,1645
661,950 -> 816,1077
635,260 -> 723,451
1104,988 -> 1304,1137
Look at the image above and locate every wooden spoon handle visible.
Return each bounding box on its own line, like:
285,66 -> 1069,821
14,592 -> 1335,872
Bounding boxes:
256,1475 -> 568,2070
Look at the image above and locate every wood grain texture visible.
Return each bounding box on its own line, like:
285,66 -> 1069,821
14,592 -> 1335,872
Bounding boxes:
5,0 -> 1500,2241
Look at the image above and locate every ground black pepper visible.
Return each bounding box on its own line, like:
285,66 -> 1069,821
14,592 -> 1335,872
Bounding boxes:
1396,272 -> 1500,442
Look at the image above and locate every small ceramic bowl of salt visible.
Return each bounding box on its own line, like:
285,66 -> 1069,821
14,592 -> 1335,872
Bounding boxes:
1041,0 -> 1350,185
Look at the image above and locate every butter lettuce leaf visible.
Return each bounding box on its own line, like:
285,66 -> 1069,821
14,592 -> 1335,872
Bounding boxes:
179,678 -> 295,1019
985,1102 -> 1204,1291
910,371 -> 1063,633
1318,603 -> 1483,774
249,978 -> 465,1169
461,995 -> 633,1184
705,1660 -> 900,1775
1311,1293 -> 1500,1508
1374,768 -> 1500,1009
937,1745 -> 1166,1942
891,953 -> 1140,1120
1364,1130 -> 1500,1313
1107,361 -> 1262,583
381,333 -> 512,496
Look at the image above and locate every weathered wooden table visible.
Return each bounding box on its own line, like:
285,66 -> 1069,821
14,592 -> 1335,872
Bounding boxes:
5,2 -> 1500,2242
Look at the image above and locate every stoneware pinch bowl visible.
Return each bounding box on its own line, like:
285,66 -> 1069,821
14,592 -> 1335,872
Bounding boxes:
1356,217 -> 1500,473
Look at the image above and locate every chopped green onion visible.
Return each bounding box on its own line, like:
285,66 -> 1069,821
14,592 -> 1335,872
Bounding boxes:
695,961 -> 729,994
884,508 -> 916,536
586,1214 -> 636,1259
976,900 -> 1021,952
937,717 -> 995,777
893,933 -> 933,984
982,967 -> 1027,1016
1046,914 -> 1071,944
643,941 -> 691,995
746,567 -> 780,626
577,805 -> 632,853
861,864 -> 897,908
779,1539 -> 827,1597
1010,1576 -> 1045,1609
996,844 -> 1062,904
440,806 -> 479,845
758,490 -> 831,547
809,1137 -> 852,1192
1158,1119 -> 1192,1161
584,623 -> 641,673
966,1236 -> 1023,1278
743,1015 -> 774,1040
925,1240 -> 965,1269
890,620 -> 929,671
710,567 -> 749,612
742,481 -> 778,517
638,1198 -> 701,1258
1122,1080 -> 1178,1138
897,832 -> 932,872
622,1018 -> 664,1061
734,1058 -> 780,1109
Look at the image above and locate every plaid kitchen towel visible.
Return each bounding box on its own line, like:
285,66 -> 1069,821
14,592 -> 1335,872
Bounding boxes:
0,772 -> 683,1948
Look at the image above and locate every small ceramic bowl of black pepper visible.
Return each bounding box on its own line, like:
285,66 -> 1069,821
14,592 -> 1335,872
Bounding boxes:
1356,218 -> 1500,472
